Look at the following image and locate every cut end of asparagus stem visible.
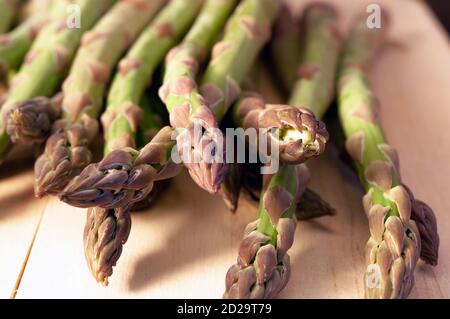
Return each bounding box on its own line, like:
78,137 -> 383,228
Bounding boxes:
5,96 -> 62,143
59,148 -> 156,209
84,205 -> 132,287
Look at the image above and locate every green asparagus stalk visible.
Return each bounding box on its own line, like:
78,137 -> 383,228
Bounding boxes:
104,0 -> 203,155
0,0 -> 19,34
237,151 -> 335,220
33,0 -> 167,197
0,1 -> 55,78
0,0 -> 116,157
19,0 -> 54,22
337,14 -> 438,298
158,0 -> 238,194
225,98 -> 329,299
200,0 -> 279,121
225,3 -> 340,299
240,161 -> 335,220
59,0 -> 202,211
288,3 -> 341,118
269,2 -> 301,93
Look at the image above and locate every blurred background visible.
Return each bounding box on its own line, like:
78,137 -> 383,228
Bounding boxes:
427,0 -> 450,34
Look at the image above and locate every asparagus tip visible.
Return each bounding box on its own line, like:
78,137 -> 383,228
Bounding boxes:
176,128 -> 228,194
6,96 -> 61,143
84,206 -> 131,286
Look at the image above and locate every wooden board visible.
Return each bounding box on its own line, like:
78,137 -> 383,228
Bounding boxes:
0,161 -> 48,298
1,0 -> 449,298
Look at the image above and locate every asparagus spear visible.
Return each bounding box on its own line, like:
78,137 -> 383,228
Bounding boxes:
225,98 -> 329,299
225,3 -> 339,299
60,0 -> 202,210
81,131 -> 177,285
337,14 -> 438,298
246,174 -> 335,221
158,0 -> 238,194
104,0 -> 203,155
33,0 -> 167,197
269,2 -> 301,93
82,95 -> 172,286
233,3 -> 340,204
0,1 -> 55,79
0,0 -> 19,34
0,0 -> 116,157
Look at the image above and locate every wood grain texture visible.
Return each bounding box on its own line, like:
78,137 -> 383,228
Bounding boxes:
0,161 -> 48,298
1,0 -> 449,298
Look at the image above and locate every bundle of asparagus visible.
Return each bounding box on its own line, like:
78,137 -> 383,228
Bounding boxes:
0,0 -> 440,298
